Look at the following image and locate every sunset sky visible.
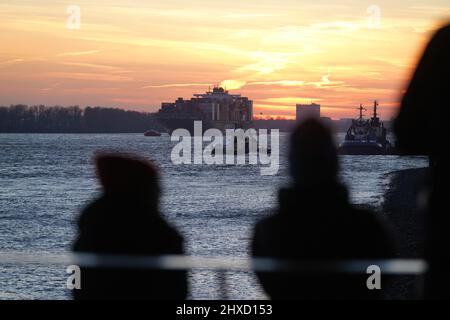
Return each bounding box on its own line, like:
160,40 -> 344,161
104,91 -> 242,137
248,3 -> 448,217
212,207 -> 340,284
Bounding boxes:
1,1 -> 449,119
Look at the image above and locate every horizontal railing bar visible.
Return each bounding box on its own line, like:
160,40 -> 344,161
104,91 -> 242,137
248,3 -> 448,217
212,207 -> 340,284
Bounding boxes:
0,252 -> 427,275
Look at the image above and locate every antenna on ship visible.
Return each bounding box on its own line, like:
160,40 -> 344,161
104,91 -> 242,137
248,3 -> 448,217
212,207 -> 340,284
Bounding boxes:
373,100 -> 378,119
358,104 -> 366,120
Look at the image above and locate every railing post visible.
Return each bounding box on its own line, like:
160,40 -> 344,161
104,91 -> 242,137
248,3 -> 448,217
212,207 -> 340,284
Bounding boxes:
216,270 -> 228,300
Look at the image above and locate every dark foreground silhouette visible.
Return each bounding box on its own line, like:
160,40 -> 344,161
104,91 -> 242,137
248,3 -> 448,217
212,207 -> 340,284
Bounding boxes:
73,153 -> 187,300
394,24 -> 450,299
252,119 -> 394,299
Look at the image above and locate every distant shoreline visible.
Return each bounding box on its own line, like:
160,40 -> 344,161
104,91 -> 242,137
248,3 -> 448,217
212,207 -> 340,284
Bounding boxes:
1,105 -> 392,134
0,131 -> 151,134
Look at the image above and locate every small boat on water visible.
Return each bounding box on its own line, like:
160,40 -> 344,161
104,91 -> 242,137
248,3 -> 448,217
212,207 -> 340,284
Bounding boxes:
338,101 -> 395,155
144,129 -> 161,137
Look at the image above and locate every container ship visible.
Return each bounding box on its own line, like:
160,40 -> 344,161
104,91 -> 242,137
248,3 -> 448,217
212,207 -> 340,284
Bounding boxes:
155,86 -> 253,134
338,101 -> 395,155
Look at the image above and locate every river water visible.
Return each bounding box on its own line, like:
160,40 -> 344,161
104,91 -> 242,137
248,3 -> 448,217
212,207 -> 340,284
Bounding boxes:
0,133 -> 428,299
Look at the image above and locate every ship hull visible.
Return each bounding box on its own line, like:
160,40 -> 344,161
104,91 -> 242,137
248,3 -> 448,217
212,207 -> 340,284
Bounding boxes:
338,141 -> 396,155
156,118 -> 250,134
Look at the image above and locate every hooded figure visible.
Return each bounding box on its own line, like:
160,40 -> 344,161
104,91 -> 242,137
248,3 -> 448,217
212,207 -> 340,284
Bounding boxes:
73,153 -> 187,300
252,119 -> 394,299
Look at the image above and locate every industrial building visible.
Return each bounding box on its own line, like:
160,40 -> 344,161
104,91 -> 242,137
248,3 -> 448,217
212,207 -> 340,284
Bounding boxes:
296,103 -> 321,122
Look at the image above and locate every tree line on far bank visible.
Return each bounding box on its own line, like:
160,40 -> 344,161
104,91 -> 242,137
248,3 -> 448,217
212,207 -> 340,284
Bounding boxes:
0,105 -> 162,133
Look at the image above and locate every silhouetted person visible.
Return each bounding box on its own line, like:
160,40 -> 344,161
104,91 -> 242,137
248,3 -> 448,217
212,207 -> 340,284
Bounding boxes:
252,119 -> 394,299
73,153 -> 187,299
394,24 -> 450,299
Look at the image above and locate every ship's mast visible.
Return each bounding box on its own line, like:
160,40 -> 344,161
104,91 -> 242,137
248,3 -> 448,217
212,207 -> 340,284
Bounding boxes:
373,100 -> 378,119
358,104 -> 366,120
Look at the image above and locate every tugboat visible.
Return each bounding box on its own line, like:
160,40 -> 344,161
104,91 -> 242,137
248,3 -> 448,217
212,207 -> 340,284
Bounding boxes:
144,129 -> 161,137
338,101 -> 393,155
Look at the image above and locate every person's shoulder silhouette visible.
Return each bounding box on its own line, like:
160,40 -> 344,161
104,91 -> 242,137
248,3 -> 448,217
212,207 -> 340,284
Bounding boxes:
252,119 -> 394,299
73,153 -> 187,300
394,24 -> 450,299
395,24 -> 450,158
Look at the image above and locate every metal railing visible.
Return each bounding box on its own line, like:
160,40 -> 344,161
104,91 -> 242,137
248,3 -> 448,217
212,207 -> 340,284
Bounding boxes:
0,252 -> 427,299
